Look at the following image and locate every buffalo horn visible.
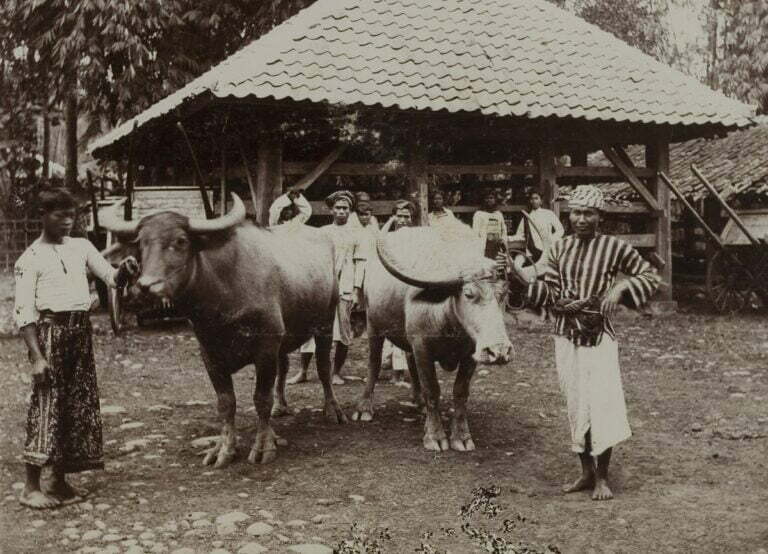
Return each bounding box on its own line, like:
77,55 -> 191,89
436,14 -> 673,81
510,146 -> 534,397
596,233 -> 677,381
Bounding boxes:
99,199 -> 139,236
376,234 -> 464,289
187,193 -> 246,233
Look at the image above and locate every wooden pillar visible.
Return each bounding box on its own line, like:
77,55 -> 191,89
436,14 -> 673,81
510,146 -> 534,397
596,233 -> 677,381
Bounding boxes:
538,143 -> 558,215
407,138 -> 429,226
255,130 -> 283,226
646,136 -> 675,306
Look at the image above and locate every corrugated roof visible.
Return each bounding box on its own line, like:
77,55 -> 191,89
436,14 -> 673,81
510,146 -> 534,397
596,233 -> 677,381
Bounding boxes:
586,118 -> 768,202
89,0 -> 756,157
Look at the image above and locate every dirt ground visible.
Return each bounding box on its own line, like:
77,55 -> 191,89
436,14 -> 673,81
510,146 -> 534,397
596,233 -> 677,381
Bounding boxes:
1,292 -> 767,553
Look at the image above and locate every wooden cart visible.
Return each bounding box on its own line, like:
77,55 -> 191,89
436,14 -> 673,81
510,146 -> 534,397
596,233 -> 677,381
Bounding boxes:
101,186 -> 214,334
660,165 -> 768,314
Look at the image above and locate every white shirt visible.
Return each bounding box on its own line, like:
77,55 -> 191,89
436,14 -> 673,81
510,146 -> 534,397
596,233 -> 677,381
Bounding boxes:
510,207 -> 564,252
320,222 -> 364,297
14,236 -> 118,328
268,193 -> 312,227
428,208 -> 459,229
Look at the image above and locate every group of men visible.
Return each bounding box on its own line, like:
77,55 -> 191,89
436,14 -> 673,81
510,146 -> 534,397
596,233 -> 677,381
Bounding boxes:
13,182 -> 659,510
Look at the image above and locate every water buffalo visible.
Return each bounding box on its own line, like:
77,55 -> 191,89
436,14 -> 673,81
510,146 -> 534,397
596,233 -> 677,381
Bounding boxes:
101,194 -> 346,467
352,226 -> 513,451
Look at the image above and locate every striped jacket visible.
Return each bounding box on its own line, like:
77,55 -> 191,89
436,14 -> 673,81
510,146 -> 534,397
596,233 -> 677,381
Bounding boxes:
527,234 -> 661,345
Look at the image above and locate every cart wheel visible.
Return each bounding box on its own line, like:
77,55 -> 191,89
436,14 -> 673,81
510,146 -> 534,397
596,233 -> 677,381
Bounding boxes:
108,285 -> 126,335
706,250 -> 752,314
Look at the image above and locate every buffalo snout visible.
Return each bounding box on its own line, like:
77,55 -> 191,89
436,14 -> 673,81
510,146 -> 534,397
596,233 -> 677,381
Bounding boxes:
474,342 -> 513,365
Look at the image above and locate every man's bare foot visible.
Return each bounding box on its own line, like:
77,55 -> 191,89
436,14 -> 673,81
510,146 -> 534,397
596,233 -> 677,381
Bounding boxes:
591,478 -> 613,501
331,374 -> 345,386
562,474 -> 594,494
19,489 -> 60,509
45,479 -> 88,503
286,372 -> 308,385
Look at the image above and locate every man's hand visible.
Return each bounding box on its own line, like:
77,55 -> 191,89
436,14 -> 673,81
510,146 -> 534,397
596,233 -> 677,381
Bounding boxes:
494,253 -> 508,274
287,187 -> 301,200
115,256 -> 140,288
351,286 -> 363,310
601,281 -> 628,318
31,357 -> 51,386
120,256 -> 140,276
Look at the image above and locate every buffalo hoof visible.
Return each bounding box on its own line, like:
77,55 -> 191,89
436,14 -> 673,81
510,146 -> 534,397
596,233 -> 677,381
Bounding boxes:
248,428 -> 279,465
201,441 -> 236,468
450,438 -> 476,452
351,409 -> 374,422
325,402 -> 348,424
351,400 -> 375,422
423,436 -> 450,452
271,404 -> 294,418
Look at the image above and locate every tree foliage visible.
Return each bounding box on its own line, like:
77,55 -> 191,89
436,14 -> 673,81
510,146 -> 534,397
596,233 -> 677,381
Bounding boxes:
713,0 -> 768,113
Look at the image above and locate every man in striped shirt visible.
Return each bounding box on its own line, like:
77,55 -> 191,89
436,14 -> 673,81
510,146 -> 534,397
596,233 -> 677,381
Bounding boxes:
509,185 -> 660,501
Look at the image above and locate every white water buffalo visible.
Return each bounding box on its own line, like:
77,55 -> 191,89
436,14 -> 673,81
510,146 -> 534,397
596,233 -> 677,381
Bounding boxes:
352,226 -> 513,451
101,194 -> 346,467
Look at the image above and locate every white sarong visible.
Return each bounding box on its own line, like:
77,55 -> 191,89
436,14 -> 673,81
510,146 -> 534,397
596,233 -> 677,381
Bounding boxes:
554,335 -> 631,456
300,337 -> 315,354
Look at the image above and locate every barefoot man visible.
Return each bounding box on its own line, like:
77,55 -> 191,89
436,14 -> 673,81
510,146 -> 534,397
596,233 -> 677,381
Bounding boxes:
508,185 -> 660,500
13,188 -> 138,509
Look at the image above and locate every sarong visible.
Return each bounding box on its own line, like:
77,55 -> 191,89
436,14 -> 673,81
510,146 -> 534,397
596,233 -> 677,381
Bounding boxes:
554,335 -> 631,456
332,299 -> 353,346
24,313 -> 104,473
300,337 -> 316,354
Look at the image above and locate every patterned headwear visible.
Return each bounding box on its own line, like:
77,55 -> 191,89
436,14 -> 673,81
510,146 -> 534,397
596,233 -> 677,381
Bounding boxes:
568,185 -> 605,211
325,190 -> 356,210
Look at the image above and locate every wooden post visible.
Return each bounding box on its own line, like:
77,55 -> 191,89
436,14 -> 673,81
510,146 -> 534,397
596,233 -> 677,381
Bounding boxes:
220,144 -> 227,216
255,130 -> 283,226
407,137 -> 429,226
538,143 -> 558,215
646,136 -> 675,307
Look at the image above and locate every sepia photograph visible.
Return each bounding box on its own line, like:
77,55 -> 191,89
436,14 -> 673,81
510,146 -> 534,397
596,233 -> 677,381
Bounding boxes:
0,0 -> 766,552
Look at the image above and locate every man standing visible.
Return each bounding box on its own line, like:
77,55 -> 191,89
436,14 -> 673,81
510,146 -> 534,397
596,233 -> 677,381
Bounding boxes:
472,188 -> 509,262
427,189 -> 459,230
14,188 -> 138,509
321,190 -> 365,385
510,190 -> 564,263
268,188 -> 318,386
508,185 -> 660,501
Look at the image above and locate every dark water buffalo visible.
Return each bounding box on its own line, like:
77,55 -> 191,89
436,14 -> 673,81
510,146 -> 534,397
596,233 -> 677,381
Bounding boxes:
352,226 -> 513,451
101,194 -> 345,467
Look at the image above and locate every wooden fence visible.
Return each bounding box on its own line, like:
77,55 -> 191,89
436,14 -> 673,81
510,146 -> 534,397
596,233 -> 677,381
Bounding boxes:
0,219 -> 42,273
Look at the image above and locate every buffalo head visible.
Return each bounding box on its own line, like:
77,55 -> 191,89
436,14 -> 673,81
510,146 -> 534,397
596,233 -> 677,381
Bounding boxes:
377,227 -> 514,365
100,193 -> 246,300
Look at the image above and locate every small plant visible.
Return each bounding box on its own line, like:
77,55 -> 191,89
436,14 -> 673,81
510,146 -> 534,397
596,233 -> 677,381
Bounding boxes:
334,523 -> 393,554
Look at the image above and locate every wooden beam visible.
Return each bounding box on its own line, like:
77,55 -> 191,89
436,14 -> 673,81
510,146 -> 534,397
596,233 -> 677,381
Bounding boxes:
281,162 -> 536,177
408,138 -> 429,226
601,145 -> 661,213
255,131 -> 283,226
647,138 -> 673,301
538,143 -> 558,215
237,140 -> 259,215
615,233 -> 656,248
556,165 -> 655,178
290,144 -> 347,190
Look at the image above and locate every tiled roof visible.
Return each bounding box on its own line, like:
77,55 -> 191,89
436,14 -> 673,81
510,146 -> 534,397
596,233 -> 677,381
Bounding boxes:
587,118 -> 768,202
89,0 -> 756,157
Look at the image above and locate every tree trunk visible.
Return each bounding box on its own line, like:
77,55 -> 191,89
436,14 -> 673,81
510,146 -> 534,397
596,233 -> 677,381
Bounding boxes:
65,93 -> 78,189
42,102 -> 51,179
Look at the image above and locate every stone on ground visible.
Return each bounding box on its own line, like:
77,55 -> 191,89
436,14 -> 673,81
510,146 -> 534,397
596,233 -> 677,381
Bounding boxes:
237,543 -> 268,554
215,512 -> 249,526
245,522 -> 273,537
288,545 -> 333,554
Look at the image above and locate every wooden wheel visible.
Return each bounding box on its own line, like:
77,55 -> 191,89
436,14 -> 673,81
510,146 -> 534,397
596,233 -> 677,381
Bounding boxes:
706,250 -> 753,314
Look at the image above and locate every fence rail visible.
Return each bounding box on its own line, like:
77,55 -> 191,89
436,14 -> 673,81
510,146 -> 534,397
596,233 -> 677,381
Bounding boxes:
1,219 -> 42,273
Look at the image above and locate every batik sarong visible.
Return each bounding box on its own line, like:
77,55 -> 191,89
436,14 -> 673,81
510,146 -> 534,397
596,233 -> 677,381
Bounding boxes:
24,313 -> 104,473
